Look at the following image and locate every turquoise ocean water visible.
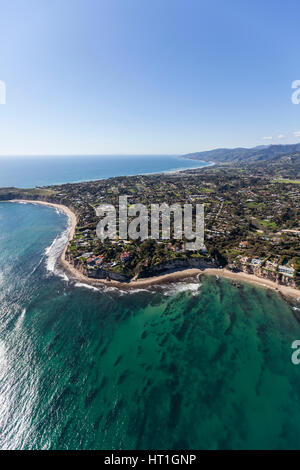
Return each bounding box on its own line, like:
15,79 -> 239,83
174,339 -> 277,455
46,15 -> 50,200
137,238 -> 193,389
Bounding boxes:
0,201 -> 300,449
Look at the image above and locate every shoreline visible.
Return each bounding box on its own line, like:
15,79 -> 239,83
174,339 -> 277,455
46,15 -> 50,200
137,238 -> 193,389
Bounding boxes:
6,199 -> 300,301
1,156 -> 213,188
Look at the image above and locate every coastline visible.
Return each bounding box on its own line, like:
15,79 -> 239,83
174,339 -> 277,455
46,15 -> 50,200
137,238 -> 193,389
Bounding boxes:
8,199 -> 77,271
0,156 -> 213,188
6,199 -> 300,301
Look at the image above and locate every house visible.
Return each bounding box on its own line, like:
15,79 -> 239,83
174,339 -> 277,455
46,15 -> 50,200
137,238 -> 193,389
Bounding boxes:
239,241 -> 249,248
120,251 -> 131,263
95,255 -> 105,266
251,258 -> 263,266
278,265 -> 294,277
265,260 -> 277,271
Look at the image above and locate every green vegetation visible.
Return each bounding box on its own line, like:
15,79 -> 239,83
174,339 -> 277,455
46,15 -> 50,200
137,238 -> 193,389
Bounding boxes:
0,151 -> 299,287
272,179 -> 300,185
0,187 -> 57,199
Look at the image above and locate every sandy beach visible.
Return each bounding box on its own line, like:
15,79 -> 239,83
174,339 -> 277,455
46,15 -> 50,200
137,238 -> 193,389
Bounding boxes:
7,199 -> 300,301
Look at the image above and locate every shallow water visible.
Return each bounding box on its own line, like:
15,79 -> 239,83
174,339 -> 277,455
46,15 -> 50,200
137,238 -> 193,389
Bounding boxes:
1,202 -> 300,449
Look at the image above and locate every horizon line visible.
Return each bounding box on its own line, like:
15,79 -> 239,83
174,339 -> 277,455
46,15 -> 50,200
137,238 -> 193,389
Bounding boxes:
0,153 -> 182,158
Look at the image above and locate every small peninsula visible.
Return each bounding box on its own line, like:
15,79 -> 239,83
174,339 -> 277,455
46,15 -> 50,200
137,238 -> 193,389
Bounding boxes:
1,147 -> 299,298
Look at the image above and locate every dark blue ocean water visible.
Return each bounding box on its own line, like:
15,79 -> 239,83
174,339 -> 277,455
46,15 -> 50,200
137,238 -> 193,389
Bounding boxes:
1,201 -> 300,449
0,155 -> 209,188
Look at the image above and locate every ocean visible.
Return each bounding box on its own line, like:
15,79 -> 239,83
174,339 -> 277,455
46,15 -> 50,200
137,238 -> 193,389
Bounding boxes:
0,154 -> 209,188
0,157 -> 300,449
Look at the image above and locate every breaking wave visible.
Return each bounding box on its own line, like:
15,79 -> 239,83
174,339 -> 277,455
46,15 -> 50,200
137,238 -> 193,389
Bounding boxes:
44,216 -> 72,280
74,283 -> 100,292
161,279 -> 202,297
15,308 -> 26,330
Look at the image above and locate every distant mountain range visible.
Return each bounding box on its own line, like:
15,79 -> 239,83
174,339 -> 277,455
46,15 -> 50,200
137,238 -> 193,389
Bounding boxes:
183,144 -> 300,164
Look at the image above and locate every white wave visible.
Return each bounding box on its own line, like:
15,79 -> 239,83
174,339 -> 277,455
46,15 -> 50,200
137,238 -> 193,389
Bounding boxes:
28,253 -> 46,277
44,219 -> 72,277
162,281 -> 202,297
127,288 -> 153,294
58,271 -> 69,282
74,282 -> 100,291
104,281 -> 200,297
103,285 -> 123,293
103,286 -> 127,296
15,308 -> 26,330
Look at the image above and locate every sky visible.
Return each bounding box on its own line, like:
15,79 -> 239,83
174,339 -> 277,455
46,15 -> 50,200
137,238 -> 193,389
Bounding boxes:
0,0 -> 300,155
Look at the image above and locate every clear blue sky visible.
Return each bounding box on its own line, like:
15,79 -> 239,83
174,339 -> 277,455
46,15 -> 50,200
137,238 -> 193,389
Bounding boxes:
0,0 -> 300,155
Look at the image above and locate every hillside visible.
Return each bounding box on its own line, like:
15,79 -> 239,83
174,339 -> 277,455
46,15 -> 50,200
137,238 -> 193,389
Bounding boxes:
184,144 -> 300,164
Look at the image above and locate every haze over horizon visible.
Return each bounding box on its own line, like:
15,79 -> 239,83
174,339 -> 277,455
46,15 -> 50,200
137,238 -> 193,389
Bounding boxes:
1,0 -> 300,155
